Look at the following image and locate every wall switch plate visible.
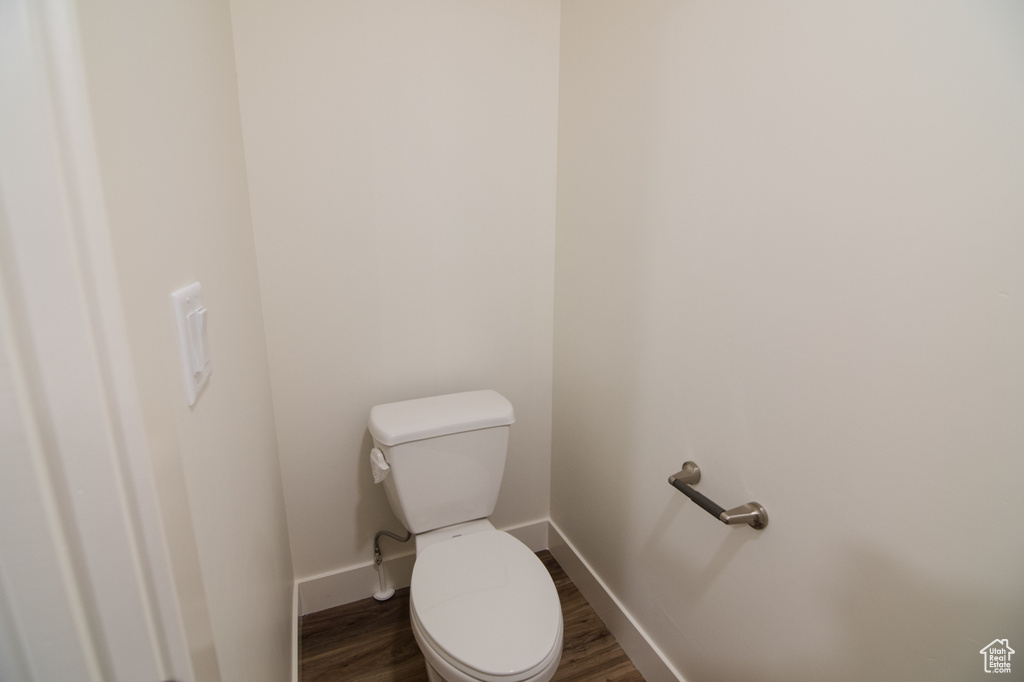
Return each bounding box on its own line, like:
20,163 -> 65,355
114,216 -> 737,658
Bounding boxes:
171,282 -> 211,406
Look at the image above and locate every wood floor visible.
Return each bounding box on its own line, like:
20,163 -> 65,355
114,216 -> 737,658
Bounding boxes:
301,550 -> 645,682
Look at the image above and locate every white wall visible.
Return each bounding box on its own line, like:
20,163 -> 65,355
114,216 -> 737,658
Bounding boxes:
230,0 -> 561,580
73,0 -> 294,680
553,1 -> 1024,681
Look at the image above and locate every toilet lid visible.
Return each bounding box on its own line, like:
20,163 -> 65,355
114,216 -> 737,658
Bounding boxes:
410,530 -> 561,678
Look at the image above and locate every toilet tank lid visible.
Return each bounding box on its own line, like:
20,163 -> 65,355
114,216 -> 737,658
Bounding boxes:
369,390 -> 515,446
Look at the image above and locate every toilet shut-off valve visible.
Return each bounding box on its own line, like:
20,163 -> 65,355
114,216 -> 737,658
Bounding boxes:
372,528 -> 412,601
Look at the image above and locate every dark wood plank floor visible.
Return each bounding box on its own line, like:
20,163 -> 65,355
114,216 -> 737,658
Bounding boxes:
301,550 -> 645,682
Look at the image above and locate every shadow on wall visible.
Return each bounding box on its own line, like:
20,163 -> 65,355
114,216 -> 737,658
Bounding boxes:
643,523 -> 1021,682
824,542 -> 1022,682
645,499 -> 755,599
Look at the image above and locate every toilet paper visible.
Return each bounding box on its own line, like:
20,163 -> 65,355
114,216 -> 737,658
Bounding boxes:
370,448 -> 390,484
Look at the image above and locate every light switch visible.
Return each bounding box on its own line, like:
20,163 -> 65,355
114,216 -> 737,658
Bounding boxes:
171,282 -> 211,406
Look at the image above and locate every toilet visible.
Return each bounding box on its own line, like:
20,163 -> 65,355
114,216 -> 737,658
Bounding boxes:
369,390 -> 563,682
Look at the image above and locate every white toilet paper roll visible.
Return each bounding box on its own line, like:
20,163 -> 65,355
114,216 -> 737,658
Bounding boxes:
370,447 -> 390,484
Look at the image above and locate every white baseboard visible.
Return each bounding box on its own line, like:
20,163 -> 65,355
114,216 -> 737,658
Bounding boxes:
292,518 -> 681,682
547,521 -> 684,682
291,580 -> 299,682
296,519 -> 551,616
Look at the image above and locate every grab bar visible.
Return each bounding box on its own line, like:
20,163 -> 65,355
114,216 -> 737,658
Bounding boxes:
668,461 -> 768,530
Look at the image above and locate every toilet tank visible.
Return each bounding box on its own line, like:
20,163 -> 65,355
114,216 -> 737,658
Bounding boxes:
368,390 -> 516,534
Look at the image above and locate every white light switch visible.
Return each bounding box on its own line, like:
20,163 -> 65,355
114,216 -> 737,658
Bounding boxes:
171,282 -> 211,406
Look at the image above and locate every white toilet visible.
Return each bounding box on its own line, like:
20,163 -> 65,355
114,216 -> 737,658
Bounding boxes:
369,390 -> 563,682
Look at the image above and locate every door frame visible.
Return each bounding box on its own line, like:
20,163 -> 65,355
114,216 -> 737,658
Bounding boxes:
0,0 -> 194,680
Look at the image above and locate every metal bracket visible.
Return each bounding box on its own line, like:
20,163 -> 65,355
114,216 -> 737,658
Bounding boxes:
720,502 -> 768,529
669,460 -> 701,485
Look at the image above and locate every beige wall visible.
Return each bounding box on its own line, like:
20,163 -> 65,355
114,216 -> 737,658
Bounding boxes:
553,1 -> 1024,681
74,0 -> 294,680
230,0 -> 561,579
60,0 -> 1024,679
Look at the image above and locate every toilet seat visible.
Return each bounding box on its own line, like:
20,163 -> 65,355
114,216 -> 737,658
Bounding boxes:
410,530 -> 563,682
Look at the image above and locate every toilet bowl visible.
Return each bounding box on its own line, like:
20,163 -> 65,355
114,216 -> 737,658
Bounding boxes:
409,525 -> 562,682
368,390 -> 564,682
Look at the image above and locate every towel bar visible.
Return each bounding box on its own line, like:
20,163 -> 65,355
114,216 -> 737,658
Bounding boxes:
668,461 -> 768,530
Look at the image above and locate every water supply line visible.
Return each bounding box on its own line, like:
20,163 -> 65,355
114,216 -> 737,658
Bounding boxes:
373,528 -> 412,601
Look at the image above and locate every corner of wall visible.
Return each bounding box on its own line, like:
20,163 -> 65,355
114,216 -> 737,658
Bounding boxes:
547,521 -> 683,682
